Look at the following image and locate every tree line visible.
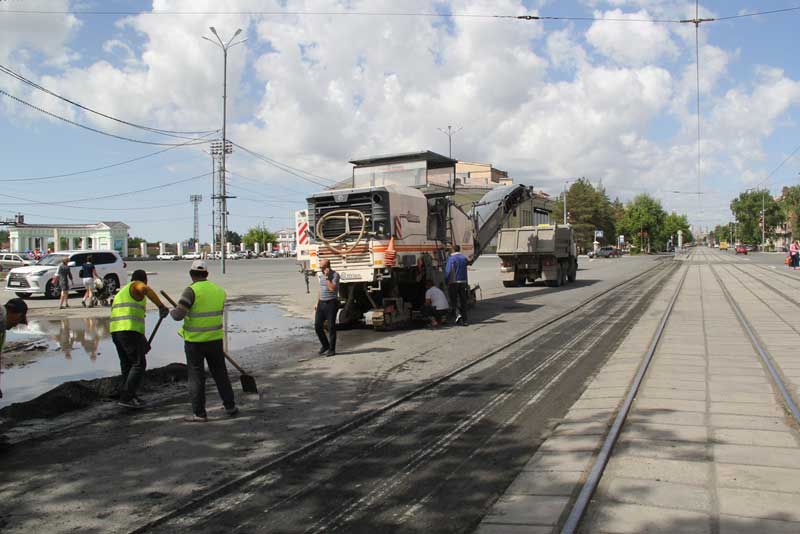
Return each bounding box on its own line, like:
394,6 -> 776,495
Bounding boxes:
710,186 -> 800,247
551,178 -> 693,253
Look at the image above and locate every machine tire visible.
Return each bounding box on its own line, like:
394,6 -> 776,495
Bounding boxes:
502,280 -> 518,288
567,261 -> 577,283
15,292 -> 32,299
552,265 -> 563,288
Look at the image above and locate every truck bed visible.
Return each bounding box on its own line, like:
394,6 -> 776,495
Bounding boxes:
497,225 -> 573,258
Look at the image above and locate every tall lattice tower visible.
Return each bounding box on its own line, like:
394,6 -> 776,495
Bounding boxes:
190,194 -> 203,245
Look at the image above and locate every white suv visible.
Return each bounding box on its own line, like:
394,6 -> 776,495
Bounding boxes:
6,250 -> 128,299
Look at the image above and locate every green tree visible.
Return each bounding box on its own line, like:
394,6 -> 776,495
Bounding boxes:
127,236 -> 146,254
242,225 -> 277,251
551,178 -> 616,251
225,230 -> 242,247
617,194 -> 666,253
780,185 -> 800,240
730,189 -> 780,245
660,213 -> 693,249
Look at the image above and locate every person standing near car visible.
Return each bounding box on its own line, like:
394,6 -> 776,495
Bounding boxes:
110,269 -> 169,409
57,256 -> 73,309
80,255 -> 100,307
169,260 -> 238,421
314,258 -> 339,356
445,245 -> 470,326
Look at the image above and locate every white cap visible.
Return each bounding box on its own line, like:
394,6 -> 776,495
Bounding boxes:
190,259 -> 208,272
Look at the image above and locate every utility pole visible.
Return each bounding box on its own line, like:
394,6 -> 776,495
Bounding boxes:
204,27 -> 245,274
437,125 -> 463,159
563,181 -> 571,224
762,190 -> 766,251
190,195 -> 203,246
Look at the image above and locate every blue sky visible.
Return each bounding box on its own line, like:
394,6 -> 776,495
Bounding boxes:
1,0 -> 800,242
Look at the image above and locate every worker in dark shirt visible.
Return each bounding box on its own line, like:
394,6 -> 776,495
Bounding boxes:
315,259 -> 340,356
444,245 -> 469,326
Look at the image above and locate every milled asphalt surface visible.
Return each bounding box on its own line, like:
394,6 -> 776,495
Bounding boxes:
478,248 -> 800,534
0,254 -> 661,533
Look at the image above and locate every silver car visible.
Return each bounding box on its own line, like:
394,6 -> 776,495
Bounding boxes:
0,253 -> 34,272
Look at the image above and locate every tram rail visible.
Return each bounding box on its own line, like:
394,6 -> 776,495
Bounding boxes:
129,260 -> 676,533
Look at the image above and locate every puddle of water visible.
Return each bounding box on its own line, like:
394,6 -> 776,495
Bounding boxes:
0,303 -> 307,409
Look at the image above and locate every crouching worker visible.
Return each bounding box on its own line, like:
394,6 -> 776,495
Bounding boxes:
111,269 -> 170,409
423,280 -> 450,328
169,260 -> 238,422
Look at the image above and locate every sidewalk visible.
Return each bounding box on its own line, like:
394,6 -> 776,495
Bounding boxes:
477,262 -> 800,533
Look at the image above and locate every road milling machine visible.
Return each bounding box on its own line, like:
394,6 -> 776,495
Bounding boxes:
296,151 -> 536,328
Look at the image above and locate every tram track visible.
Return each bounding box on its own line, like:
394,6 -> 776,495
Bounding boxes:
128,260 -> 677,534
559,249 -> 800,533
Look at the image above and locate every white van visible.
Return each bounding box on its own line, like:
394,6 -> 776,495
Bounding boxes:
6,250 -> 128,299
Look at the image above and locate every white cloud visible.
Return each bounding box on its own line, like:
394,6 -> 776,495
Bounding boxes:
586,9 -> 679,66
0,0 -> 80,65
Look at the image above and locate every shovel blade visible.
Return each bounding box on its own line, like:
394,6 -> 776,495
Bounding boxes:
239,373 -> 258,394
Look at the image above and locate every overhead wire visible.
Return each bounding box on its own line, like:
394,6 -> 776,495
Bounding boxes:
0,88 -> 211,146
0,171 -> 211,206
1,6 -> 798,22
0,64 -> 217,138
230,141 -> 335,187
0,132 -> 217,182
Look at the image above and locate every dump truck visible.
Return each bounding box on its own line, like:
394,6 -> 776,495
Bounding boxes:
496,224 -> 578,287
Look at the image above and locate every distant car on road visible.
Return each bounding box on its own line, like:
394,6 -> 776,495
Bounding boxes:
735,245 -> 748,255
0,253 -> 34,272
156,253 -> 178,261
588,246 -> 620,259
182,252 -> 201,260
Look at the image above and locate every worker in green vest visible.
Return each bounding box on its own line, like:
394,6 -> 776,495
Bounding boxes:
110,269 -> 169,409
169,260 -> 238,422
0,298 -> 29,400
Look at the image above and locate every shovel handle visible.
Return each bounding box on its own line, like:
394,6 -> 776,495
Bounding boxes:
147,315 -> 165,346
160,290 -> 178,307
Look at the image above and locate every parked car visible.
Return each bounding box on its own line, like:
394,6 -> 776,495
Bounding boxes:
6,250 -> 127,299
182,252 -> 202,260
735,245 -> 748,255
156,253 -> 178,261
0,253 -> 35,272
588,246 -> 620,259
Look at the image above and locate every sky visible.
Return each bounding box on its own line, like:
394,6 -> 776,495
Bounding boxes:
1,0 -> 800,242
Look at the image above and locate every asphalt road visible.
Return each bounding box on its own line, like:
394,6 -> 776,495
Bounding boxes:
0,254 -> 665,534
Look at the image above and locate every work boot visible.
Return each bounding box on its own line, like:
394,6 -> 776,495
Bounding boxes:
318,346 -> 329,355
325,350 -> 336,357
225,406 -> 239,417
183,414 -> 208,423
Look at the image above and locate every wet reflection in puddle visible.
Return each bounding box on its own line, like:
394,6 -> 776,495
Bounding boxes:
1,303 -> 308,409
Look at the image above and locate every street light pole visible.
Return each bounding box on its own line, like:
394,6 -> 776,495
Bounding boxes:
437,125 -> 463,159
762,191 -> 766,251
204,27 -> 245,274
563,181 -> 569,224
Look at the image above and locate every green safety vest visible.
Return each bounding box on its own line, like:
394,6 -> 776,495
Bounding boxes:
179,280 -> 225,342
109,282 -> 146,335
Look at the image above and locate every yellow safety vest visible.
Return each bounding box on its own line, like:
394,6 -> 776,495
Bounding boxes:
109,282 -> 146,335
179,280 -> 225,342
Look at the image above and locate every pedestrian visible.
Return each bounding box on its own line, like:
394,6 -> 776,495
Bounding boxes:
58,256 -> 73,309
423,279 -> 449,327
314,259 -> 340,356
110,269 -> 169,409
445,245 -> 470,326
791,240 -> 799,270
0,298 -> 29,399
169,260 -> 238,422
80,255 -> 99,307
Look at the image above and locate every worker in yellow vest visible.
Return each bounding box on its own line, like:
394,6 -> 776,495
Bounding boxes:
169,260 -> 237,422
110,269 -> 169,409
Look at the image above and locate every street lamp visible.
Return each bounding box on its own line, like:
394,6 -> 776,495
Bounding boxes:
203,27 -> 246,274
563,180 -> 571,225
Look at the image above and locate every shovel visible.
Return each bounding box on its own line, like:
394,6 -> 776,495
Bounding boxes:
145,315 -> 165,355
160,290 -> 259,394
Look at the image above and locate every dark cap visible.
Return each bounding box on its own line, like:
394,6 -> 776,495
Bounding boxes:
5,298 -> 28,324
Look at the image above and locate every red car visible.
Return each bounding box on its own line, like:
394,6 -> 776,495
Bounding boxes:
735,245 -> 748,255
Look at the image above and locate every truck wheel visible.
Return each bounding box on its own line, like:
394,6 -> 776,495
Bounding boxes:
567,260 -> 577,283
552,265 -> 563,287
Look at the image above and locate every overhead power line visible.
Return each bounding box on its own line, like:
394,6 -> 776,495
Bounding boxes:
0,64 -> 217,138
230,141 -> 335,187
0,132 -> 217,182
1,6 -> 799,22
0,171 -> 211,207
0,88 -> 212,146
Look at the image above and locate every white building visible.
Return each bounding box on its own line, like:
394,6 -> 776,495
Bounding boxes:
8,216 -> 130,256
277,228 -> 296,252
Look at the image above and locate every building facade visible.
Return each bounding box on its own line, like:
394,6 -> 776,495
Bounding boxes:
7,216 -> 130,256
277,228 -> 296,252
